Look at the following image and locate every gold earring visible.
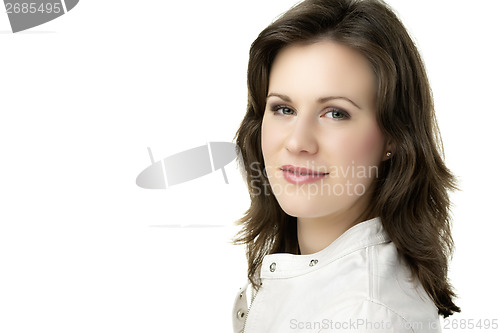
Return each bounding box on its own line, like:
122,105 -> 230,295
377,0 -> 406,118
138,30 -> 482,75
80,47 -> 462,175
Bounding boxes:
386,152 -> 392,158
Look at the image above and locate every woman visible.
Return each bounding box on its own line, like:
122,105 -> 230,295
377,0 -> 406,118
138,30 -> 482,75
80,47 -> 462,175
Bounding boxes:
232,0 -> 460,331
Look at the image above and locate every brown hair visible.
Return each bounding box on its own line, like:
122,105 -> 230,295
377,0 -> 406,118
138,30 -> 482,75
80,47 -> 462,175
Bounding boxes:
232,0 -> 460,317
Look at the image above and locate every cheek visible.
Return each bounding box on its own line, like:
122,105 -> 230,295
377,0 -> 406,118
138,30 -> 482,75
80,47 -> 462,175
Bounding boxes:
261,115 -> 277,163
331,122 -> 384,165
357,125 -> 384,159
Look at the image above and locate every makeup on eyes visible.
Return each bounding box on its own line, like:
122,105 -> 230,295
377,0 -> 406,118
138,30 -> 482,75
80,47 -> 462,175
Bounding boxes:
268,103 -> 351,119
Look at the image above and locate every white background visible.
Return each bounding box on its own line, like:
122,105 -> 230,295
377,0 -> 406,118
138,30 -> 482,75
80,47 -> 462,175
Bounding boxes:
0,1 -> 499,332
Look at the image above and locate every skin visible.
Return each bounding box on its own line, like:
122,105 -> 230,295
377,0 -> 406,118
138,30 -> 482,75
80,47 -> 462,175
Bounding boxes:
261,40 -> 392,255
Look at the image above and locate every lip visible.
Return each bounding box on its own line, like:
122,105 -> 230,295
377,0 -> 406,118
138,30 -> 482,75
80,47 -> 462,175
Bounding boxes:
280,165 -> 329,185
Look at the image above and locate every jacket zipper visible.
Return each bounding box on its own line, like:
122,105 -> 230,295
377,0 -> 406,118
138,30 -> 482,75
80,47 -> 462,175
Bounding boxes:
242,286 -> 259,333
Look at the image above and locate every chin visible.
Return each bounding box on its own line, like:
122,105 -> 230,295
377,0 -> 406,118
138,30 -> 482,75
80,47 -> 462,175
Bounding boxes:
274,193 -> 341,218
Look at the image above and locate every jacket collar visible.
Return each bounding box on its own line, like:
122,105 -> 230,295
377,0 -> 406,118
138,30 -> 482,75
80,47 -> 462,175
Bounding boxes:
260,217 -> 390,279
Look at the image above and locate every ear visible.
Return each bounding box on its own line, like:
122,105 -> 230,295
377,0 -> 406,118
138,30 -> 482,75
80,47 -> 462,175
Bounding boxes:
382,140 -> 394,161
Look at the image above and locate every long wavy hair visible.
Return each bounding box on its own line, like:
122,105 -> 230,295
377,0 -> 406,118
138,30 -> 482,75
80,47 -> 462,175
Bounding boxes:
232,0 -> 460,317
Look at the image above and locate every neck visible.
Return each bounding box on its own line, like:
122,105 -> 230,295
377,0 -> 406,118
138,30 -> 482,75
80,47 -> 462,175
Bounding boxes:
297,197 -> 374,255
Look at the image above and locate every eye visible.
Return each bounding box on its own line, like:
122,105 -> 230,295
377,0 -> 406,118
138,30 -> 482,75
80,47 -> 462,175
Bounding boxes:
271,105 -> 296,116
324,108 -> 350,120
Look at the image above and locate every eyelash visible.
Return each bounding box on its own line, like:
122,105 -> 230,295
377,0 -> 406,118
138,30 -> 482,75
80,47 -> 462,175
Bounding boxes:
270,104 -> 351,120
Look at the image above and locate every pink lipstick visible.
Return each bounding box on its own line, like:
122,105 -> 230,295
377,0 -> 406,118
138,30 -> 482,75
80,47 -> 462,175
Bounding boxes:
280,165 -> 329,185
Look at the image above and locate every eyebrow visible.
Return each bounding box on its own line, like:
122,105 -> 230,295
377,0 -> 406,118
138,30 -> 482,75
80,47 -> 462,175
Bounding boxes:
266,93 -> 361,110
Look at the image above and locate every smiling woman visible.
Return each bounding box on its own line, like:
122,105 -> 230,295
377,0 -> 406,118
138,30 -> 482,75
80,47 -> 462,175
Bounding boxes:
232,0 -> 459,332
261,41 -> 387,248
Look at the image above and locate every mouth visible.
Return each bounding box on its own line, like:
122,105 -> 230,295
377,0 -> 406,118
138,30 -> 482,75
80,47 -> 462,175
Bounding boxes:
279,165 -> 329,185
280,165 -> 329,176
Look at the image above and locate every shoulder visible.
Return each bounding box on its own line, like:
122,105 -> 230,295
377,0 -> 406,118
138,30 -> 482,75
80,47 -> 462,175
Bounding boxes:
372,242 -> 436,305
316,240 -> 441,331
352,241 -> 441,332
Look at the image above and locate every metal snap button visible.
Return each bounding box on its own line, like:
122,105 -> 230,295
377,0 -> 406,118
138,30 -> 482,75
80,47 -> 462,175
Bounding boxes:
237,309 -> 245,319
270,262 -> 276,272
309,259 -> 318,267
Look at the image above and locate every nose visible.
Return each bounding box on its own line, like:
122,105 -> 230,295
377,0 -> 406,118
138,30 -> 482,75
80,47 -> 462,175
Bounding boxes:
285,115 -> 319,155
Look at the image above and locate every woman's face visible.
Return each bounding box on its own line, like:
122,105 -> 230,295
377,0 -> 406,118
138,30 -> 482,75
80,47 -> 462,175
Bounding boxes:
261,40 -> 390,219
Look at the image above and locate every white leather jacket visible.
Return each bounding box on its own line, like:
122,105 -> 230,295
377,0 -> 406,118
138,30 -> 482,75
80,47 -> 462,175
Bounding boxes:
232,217 -> 442,332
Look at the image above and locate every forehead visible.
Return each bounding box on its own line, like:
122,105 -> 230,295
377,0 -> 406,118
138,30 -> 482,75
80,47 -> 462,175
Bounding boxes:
268,40 -> 376,108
